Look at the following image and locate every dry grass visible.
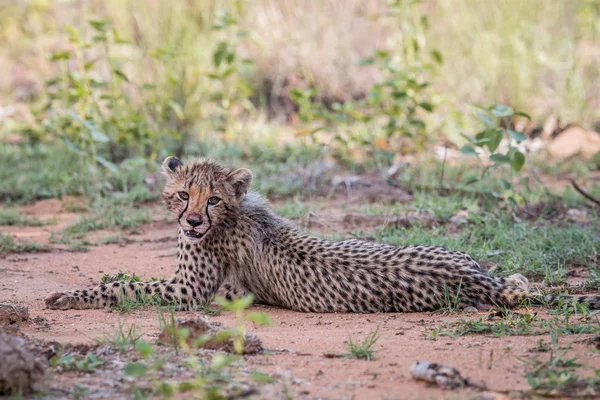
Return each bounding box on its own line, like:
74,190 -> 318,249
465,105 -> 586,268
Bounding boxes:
0,0 -> 599,135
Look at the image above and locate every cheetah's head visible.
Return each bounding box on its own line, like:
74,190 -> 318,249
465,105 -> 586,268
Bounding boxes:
161,156 -> 253,243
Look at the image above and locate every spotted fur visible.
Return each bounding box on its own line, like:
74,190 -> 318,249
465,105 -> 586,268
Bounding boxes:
45,157 -> 600,312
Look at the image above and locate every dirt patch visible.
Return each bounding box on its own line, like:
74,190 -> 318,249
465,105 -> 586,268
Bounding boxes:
1,197 -> 600,398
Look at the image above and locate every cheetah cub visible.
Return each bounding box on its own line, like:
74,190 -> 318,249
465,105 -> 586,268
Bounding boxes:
46,157 -> 600,313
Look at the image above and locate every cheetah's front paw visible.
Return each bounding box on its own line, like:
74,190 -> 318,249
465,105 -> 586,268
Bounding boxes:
45,292 -> 79,310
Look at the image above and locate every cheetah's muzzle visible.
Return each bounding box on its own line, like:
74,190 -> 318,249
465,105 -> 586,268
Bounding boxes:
44,157 -> 600,313
183,229 -> 204,240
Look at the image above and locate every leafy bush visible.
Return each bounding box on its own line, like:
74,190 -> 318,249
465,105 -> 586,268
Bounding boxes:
460,104 -> 530,205
290,0 -> 441,160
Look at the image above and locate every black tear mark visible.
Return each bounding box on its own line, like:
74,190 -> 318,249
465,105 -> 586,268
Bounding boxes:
177,196 -> 189,227
205,202 -> 212,230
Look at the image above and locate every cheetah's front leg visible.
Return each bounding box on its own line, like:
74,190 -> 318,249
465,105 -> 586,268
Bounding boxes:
45,270 -> 223,311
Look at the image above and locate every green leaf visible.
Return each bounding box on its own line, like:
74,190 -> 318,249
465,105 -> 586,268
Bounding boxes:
251,371 -> 275,383
489,153 -> 511,164
511,151 -> 525,172
247,312 -> 272,326
157,382 -> 175,399
135,341 -> 154,359
89,19 -> 111,32
491,104 -> 514,117
464,176 -> 480,185
124,362 -> 147,376
90,129 -> 109,143
50,51 -> 72,61
481,165 -> 498,179
460,145 -> 478,155
232,293 -> 255,311
213,42 -> 228,67
374,50 -> 390,59
500,179 -> 512,190
357,57 -> 375,66
113,69 -> 129,82
431,49 -> 443,64
474,110 -> 495,127
507,129 -> 527,143
95,155 -> 118,172
211,354 -> 235,370
486,129 -> 503,153
59,136 -> 85,155
420,102 -> 434,112
514,111 -> 531,120
84,58 -> 98,71
168,101 -> 184,120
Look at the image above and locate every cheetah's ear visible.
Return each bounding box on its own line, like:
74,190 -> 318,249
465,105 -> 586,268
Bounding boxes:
227,168 -> 253,201
162,156 -> 183,175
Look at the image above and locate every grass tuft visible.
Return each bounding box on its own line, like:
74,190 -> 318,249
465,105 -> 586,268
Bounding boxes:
345,327 -> 379,361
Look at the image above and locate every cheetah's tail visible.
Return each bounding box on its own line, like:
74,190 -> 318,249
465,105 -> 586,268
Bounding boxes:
495,274 -> 600,310
535,293 -> 600,310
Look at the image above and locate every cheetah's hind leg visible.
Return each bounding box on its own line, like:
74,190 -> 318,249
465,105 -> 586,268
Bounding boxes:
504,273 -> 529,291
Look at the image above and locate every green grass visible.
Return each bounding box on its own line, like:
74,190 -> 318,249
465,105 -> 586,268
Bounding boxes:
275,198 -> 309,219
51,353 -> 104,373
0,208 -> 54,226
374,213 -> 600,284
523,331 -> 600,397
428,300 -> 600,340
0,233 -> 47,254
344,327 -> 379,361
52,197 -> 153,249
102,321 -> 144,352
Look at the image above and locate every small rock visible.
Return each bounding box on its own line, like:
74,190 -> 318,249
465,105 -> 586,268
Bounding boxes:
410,360 -> 485,390
566,209 -> 588,223
547,126 -> 600,160
449,211 -> 469,225
463,306 -> 478,314
0,333 -> 46,395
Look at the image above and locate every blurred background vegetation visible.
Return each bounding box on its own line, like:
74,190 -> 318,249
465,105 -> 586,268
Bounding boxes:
0,0 -> 599,204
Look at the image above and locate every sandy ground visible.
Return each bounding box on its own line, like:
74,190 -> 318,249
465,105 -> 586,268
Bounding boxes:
2,199 -> 600,399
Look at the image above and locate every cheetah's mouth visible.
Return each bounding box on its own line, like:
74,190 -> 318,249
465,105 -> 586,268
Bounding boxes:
183,229 -> 205,240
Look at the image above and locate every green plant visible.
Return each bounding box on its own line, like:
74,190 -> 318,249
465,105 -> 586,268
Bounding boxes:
51,353 -> 104,372
125,294 -> 272,398
25,20 -> 159,171
52,196 -> 152,249
0,208 -> 54,226
460,104 -> 531,205
436,280 -> 463,314
290,0 -> 441,158
524,330 -> 600,396
106,321 -> 144,352
0,233 -> 47,254
586,268 -> 600,291
205,4 -> 255,143
345,327 -> 380,360
215,293 -> 272,354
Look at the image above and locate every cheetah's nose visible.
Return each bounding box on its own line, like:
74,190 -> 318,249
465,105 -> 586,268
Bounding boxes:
186,216 -> 203,227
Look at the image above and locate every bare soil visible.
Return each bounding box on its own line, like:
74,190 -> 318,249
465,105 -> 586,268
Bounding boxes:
1,198 -> 600,399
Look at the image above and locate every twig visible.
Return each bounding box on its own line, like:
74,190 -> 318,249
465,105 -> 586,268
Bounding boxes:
571,179 -> 600,207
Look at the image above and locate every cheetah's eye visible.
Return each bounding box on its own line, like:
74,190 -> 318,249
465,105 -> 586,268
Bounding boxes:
178,191 -> 189,201
208,196 -> 221,205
